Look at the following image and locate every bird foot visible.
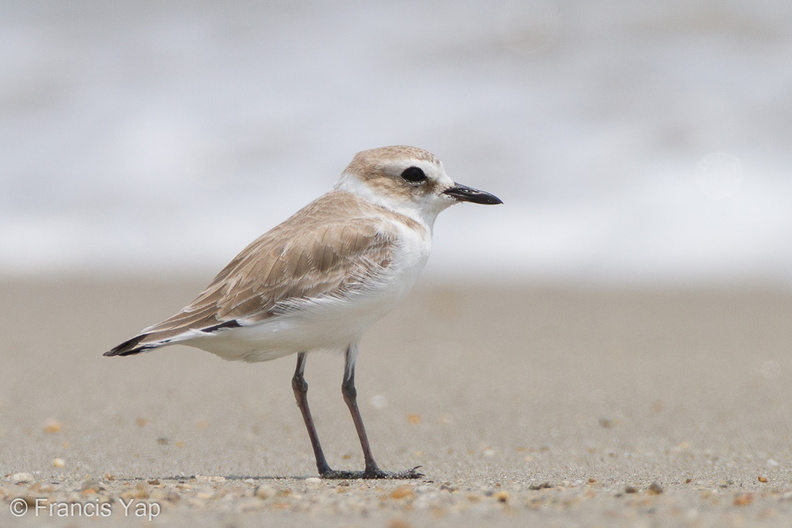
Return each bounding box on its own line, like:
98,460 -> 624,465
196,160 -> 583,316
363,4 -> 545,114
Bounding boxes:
320,466 -> 423,480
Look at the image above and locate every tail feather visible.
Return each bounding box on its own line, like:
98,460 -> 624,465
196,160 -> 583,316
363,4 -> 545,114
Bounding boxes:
104,319 -> 242,357
104,334 -> 160,357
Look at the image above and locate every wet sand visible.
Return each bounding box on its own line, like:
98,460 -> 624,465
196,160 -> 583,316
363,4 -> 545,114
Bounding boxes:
2,278 -> 792,527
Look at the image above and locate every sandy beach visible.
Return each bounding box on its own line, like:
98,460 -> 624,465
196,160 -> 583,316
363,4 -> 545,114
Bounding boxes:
2,278 -> 792,527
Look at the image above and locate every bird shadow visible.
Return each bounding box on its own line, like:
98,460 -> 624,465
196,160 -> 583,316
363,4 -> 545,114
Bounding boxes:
111,472 -> 428,483
113,474 -> 317,482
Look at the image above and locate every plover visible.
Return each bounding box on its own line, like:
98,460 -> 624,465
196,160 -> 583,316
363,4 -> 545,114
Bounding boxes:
105,145 -> 502,479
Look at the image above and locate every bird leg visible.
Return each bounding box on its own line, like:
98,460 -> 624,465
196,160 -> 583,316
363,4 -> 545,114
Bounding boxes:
291,352 -> 332,475
291,349 -> 422,479
336,346 -> 423,479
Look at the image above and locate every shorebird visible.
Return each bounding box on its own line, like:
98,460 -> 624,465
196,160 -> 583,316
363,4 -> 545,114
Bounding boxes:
105,145 -> 502,479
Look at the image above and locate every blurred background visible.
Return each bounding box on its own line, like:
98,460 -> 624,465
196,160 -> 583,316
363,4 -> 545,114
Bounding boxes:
3,0 -> 792,287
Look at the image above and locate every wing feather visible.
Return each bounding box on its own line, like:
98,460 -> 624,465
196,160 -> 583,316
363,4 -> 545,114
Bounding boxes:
137,192 -> 399,343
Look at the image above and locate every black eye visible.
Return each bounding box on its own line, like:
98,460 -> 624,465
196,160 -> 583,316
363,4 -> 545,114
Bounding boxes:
401,166 -> 427,183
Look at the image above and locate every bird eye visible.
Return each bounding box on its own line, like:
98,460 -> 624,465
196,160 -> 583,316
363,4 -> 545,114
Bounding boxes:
401,166 -> 427,183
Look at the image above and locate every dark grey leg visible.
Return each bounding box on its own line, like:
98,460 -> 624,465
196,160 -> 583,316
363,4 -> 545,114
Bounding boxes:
339,346 -> 424,479
291,352 -> 332,475
341,347 -> 380,474
291,349 -> 423,479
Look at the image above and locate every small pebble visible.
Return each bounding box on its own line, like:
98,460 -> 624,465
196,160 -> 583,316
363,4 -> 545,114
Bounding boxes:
52,458 -> 65,468
194,475 -> 226,483
43,418 -> 62,434
255,485 -> 276,499
624,486 -> 638,494
305,477 -> 322,486
370,394 -> 388,409
390,485 -> 415,499
125,484 -> 150,500
493,491 -> 509,503
734,493 -> 755,506
647,482 -> 664,495
10,472 -> 35,484
758,476 -> 768,483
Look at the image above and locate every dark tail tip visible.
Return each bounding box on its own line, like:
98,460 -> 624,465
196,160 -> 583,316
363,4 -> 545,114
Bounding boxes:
104,334 -> 155,357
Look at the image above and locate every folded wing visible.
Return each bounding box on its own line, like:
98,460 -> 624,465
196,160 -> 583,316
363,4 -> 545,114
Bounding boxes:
105,193 -> 396,356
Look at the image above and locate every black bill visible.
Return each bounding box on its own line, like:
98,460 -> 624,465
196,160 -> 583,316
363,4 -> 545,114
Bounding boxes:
443,183 -> 503,205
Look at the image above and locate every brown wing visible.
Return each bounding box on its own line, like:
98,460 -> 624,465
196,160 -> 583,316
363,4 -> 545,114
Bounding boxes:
134,192 -> 397,344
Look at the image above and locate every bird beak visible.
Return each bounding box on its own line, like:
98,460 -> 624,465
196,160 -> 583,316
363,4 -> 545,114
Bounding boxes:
443,183 -> 503,205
